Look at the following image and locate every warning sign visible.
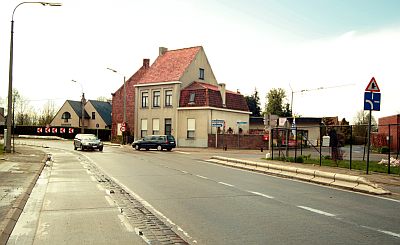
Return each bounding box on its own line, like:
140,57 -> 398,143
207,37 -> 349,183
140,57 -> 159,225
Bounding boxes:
45,128 -> 51,133
37,128 -> 42,133
60,128 -> 65,133
69,128 -> 74,134
52,128 -> 57,133
365,77 -> 380,92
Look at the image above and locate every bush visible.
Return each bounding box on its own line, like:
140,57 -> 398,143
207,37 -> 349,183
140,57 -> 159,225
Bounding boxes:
295,156 -> 304,163
380,146 -> 390,154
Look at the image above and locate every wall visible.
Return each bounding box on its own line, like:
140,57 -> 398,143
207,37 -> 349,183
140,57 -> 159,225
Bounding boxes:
111,82 -> 136,140
85,101 -> 108,129
378,115 -> 400,151
180,47 -> 218,89
208,134 -> 266,149
51,101 -> 81,128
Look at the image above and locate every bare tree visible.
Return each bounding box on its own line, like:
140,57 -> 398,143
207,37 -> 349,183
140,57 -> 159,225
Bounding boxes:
38,100 -> 56,126
13,89 -> 35,125
96,96 -> 109,102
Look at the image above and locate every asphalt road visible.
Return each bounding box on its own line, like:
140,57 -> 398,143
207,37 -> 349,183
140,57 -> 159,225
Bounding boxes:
17,139 -> 400,244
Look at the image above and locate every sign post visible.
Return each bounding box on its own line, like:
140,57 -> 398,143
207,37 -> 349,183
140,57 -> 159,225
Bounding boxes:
363,77 -> 381,174
211,120 -> 224,148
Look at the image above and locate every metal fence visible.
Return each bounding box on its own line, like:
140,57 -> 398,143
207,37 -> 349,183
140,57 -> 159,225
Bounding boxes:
270,123 -> 400,175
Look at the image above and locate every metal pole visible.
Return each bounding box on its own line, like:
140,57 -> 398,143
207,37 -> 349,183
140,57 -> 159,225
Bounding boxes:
350,125 -> 353,170
294,127 -> 297,162
81,93 -> 85,133
123,76 -> 126,144
366,110 -> 372,174
319,124 -> 322,166
388,124 -> 391,174
271,128 -> 274,160
5,19 -> 14,153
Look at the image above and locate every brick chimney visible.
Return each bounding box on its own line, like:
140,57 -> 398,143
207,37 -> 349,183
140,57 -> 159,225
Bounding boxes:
143,59 -> 150,69
159,47 -> 168,56
219,83 -> 226,107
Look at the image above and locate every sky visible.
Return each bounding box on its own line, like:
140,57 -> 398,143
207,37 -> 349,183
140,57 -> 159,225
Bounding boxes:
1,0 -> 400,123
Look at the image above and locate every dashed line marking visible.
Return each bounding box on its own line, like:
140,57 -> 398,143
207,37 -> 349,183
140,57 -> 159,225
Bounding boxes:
196,174 -> 209,180
174,151 -> 191,155
90,176 -> 97,182
376,229 -> 400,238
118,214 -> 134,232
248,191 -> 274,199
218,181 -> 235,187
96,184 -> 104,191
298,206 -> 336,217
105,196 -> 115,206
181,170 -> 188,174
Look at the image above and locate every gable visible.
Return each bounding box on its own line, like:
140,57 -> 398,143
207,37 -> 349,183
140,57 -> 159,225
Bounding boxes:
88,100 -> 112,126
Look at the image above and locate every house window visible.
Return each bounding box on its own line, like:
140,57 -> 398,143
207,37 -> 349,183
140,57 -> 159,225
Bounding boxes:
92,112 -> 95,120
61,112 -> 71,123
153,91 -> 160,107
189,93 -> 195,103
199,68 -> 204,80
152,118 -> 160,135
187,118 -> 195,139
165,90 -> 172,107
141,119 -> 148,138
165,118 -> 172,135
142,91 -> 149,108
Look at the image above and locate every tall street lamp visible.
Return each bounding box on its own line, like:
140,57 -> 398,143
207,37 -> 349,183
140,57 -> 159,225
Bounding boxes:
5,1 -> 62,153
107,67 -> 127,144
71,80 -> 86,133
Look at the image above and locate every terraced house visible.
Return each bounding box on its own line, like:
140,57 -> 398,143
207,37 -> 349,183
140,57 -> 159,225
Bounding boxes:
112,46 -> 250,147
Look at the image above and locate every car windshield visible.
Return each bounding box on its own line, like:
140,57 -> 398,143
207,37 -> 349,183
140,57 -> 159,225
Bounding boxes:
81,135 -> 98,140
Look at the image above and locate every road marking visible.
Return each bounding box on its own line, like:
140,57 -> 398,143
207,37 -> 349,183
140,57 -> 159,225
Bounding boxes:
174,151 -> 191,155
90,176 -> 97,182
105,196 -> 115,206
218,181 -> 234,187
298,206 -> 336,217
196,174 -> 209,180
377,229 -> 400,238
181,170 -> 188,174
96,184 -> 104,191
118,214 -> 134,232
248,191 -> 274,199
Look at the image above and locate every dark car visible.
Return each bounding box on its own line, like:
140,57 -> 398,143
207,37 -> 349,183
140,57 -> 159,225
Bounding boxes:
74,134 -> 103,151
132,135 -> 176,151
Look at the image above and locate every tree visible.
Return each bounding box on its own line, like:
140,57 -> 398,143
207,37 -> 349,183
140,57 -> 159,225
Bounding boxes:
13,89 -> 35,125
96,96 -> 109,102
353,110 -> 377,139
245,88 -> 261,117
38,100 -> 56,126
265,88 -> 292,117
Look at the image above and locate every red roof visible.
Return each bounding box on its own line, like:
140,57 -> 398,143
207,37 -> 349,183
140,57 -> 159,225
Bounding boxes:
180,82 -> 249,112
137,46 -> 201,84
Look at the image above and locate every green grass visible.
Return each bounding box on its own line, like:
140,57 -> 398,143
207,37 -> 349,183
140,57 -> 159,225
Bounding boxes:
267,156 -> 400,175
0,144 -> 3,155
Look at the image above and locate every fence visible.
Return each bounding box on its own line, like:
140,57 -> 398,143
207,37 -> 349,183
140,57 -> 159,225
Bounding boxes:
270,124 -> 400,175
208,133 -> 266,149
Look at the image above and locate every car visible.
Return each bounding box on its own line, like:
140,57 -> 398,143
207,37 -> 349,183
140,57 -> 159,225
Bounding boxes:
132,135 -> 176,151
74,134 -> 103,151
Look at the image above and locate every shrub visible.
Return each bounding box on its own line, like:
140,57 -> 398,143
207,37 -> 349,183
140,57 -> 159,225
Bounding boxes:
380,146 -> 390,154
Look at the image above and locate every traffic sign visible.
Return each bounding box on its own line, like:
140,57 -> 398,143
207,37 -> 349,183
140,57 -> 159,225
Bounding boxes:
52,128 -> 57,133
364,92 -> 381,111
68,128 -> 74,134
45,128 -> 51,133
120,126 -> 126,132
122,122 -> 126,127
236,121 -> 247,125
60,128 -> 65,133
211,119 -> 224,127
37,128 -> 42,133
365,77 -> 380,92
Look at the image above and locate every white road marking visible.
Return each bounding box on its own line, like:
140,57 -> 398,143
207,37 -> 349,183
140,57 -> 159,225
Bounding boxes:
90,176 -> 97,182
298,206 -> 336,217
376,229 -> 400,238
218,181 -> 234,187
248,191 -> 274,199
181,170 -> 188,174
96,184 -> 104,191
196,174 -> 209,180
118,214 -> 134,232
174,151 -> 191,155
105,196 -> 115,206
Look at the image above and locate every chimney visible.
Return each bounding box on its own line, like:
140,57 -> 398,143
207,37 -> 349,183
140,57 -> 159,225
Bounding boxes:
143,59 -> 150,69
159,47 -> 168,56
219,83 -> 226,107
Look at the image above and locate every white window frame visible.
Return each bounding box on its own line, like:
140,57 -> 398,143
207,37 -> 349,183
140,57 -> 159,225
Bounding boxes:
165,90 -> 173,107
152,118 -> 160,135
141,119 -> 148,137
142,91 -> 149,108
153,91 -> 161,107
187,118 -> 195,139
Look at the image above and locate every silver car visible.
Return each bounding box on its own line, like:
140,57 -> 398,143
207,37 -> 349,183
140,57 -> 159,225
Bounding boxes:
74,134 -> 103,151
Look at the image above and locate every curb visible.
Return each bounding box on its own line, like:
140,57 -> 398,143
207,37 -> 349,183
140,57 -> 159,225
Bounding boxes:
208,156 -> 391,196
0,154 -> 49,245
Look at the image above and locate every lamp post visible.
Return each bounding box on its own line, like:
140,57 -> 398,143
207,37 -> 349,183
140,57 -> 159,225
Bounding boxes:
5,1 -> 62,153
107,67 -> 127,144
72,80 -> 86,133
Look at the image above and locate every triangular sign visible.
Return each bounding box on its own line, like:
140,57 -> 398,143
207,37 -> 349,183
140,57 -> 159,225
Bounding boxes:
365,77 -> 380,92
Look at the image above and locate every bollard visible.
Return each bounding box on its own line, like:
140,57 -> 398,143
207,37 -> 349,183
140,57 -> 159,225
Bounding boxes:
260,147 -> 263,152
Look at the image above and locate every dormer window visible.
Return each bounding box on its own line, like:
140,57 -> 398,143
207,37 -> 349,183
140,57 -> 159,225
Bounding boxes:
189,93 -> 195,103
199,68 -> 204,80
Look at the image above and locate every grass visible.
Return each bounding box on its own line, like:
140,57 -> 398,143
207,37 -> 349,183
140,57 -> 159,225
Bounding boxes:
267,156 -> 400,175
0,144 -> 3,155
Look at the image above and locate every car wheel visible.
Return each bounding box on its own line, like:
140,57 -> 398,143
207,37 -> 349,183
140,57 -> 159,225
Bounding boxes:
135,145 -> 140,150
74,144 -> 77,150
80,145 -> 84,151
99,146 -> 103,152
157,145 -> 162,151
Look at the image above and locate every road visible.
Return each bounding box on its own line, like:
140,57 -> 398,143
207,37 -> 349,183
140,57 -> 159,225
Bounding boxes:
15,139 -> 400,244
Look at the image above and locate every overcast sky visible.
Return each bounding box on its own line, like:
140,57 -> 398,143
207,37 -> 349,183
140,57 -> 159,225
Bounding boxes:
1,0 -> 399,123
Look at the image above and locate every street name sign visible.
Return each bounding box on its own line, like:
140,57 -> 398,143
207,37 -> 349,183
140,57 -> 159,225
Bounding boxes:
211,119 -> 224,127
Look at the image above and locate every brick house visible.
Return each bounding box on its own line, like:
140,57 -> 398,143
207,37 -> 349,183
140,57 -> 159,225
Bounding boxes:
378,114 -> 400,152
111,59 -> 150,141
110,46 -> 249,147
51,100 -> 111,129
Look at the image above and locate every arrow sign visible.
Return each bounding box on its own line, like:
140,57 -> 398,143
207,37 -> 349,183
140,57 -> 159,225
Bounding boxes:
365,77 -> 380,92
364,92 -> 381,111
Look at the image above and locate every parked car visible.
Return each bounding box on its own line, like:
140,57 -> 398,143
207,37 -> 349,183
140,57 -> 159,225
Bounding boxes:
132,135 -> 176,151
74,134 -> 103,151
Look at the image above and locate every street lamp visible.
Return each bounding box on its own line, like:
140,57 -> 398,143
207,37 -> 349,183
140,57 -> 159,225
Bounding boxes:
5,1 -> 62,153
107,67 -> 127,144
72,80 -> 86,133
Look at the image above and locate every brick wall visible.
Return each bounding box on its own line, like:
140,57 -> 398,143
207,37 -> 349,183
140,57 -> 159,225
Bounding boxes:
378,114 -> 400,152
208,134 -> 267,149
